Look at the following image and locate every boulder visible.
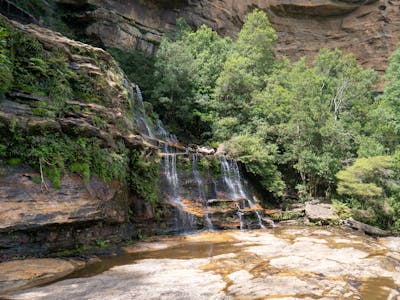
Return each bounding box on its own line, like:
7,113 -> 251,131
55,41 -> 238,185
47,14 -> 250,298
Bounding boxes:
197,146 -> 215,155
305,200 -> 337,224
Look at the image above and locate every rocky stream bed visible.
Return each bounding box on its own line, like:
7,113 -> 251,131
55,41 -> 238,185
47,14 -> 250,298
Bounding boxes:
1,226 -> 400,300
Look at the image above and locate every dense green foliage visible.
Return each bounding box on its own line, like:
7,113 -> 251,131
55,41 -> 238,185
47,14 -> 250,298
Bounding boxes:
0,17 -> 159,203
0,28 -> 13,93
0,18 -> 73,113
0,17 -> 123,111
336,155 -> 400,230
139,9 -> 400,230
250,51 -> 376,198
2,130 -> 129,188
108,48 -> 156,101
1,127 -> 159,201
213,9 -> 277,130
130,150 -> 160,205
370,47 -> 400,152
152,20 -> 230,142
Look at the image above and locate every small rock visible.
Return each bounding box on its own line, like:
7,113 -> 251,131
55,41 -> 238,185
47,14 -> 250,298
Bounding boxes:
197,146 -> 215,155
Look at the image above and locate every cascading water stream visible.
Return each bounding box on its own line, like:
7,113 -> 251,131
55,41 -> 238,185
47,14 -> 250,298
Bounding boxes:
135,85 -> 146,113
157,120 -> 179,200
122,73 -> 266,231
157,120 -> 195,232
219,156 -> 247,199
124,80 -> 154,138
192,154 -> 213,230
219,156 -> 265,229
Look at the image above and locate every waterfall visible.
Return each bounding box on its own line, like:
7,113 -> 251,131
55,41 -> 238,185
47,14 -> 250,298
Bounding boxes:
157,120 -> 196,232
121,74 -> 267,232
219,156 -> 265,229
157,120 -> 180,199
133,85 -> 154,138
192,154 -> 213,230
219,156 -> 247,199
122,77 -> 154,138
135,85 -> 146,113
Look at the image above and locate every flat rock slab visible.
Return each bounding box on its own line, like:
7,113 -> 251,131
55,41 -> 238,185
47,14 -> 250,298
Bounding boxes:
6,227 -> 400,299
8,259 -> 227,300
0,258 -> 85,294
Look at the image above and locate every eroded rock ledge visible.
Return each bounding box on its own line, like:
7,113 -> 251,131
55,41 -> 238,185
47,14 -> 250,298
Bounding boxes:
0,17 -> 170,260
269,0 -> 379,17
56,0 -> 396,73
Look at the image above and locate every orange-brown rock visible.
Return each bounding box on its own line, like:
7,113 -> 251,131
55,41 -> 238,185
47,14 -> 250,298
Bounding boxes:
75,0 -> 399,73
0,165 -> 125,234
0,258 -> 86,294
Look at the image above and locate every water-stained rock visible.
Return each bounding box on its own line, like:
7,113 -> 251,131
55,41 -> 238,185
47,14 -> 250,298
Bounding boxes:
0,164 -> 125,233
0,258 -> 87,294
0,163 -> 136,260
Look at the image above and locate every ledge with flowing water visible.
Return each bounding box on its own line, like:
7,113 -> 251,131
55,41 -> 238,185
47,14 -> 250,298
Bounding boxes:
127,83 -> 269,233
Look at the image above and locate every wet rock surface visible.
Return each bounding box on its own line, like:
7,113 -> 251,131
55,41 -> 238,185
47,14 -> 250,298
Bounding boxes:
6,227 -> 400,299
0,258 -> 88,294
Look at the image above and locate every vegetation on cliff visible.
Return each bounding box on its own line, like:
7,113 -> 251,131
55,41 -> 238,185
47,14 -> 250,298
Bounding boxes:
0,16 -> 159,203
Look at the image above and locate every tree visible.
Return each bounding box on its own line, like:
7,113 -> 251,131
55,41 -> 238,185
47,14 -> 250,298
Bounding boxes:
249,49 -> 376,198
152,19 -> 229,142
336,155 -> 400,230
213,9 -> 277,134
368,47 -> 400,152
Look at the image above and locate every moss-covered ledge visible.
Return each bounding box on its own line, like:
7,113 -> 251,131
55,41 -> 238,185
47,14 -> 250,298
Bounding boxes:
0,15 -> 164,259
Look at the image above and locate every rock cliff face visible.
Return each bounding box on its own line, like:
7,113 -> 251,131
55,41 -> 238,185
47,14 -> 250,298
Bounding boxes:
0,18 -> 166,260
67,0 -> 399,72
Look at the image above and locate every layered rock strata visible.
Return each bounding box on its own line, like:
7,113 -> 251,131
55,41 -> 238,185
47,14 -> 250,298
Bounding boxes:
58,0 -> 398,73
0,18 -> 162,260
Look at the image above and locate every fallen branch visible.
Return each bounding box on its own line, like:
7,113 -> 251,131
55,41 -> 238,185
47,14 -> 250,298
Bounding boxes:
39,158 -> 49,192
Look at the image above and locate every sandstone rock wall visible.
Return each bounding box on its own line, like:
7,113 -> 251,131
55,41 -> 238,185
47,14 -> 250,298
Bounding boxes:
76,0 -> 400,72
0,17 -> 167,260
